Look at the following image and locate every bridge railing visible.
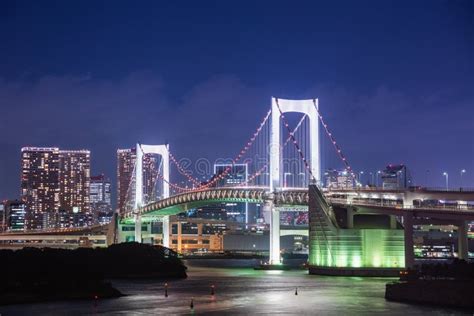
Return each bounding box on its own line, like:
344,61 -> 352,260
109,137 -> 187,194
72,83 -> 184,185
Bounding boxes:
327,197 -> 474,212
0,224 -> 108,235
422,187 -> 474,193
325,187 -> 405,193
326,186 -> 474,193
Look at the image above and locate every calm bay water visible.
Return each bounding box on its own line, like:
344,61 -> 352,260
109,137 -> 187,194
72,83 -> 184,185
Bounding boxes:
0,259 -> 469,315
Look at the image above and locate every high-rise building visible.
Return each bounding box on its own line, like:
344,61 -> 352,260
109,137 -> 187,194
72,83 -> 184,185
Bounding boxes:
21,147 -> 91,229
117,148 -> 159,213
214,163 -> 248,187
324,169 -> 354,189
381,164 -> 410,189
59,150 -> 91,214
56,209 -> 89,228
21,147 -> 60,229
0,202 -> 5,232
117,148 -> 136,213
90,174 -> 113,225
142,154 -> 160,202
213,163 -> 249,223
3,200 -> 27,231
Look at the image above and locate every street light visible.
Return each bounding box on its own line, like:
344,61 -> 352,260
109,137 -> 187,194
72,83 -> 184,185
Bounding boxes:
460,169 -> 466,189
376,170 -> 381,187
358,171 -> 364,186
261,172 -> 269,186
298,172 -> 306,187
284,172 -> 292,187
443,172 -> 449,191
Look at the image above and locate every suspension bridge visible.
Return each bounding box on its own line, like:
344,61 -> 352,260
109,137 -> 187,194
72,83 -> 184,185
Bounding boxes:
114,97 -> 474,272
3,97 -> 474,275
116,98 -> 324,265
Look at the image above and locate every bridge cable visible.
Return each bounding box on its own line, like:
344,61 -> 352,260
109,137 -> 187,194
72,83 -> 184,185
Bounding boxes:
165,109 -> 272,189
237,114 -> 307,187
312,99 -> 357,182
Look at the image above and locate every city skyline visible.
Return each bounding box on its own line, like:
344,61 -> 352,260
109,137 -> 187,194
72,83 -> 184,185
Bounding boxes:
2,144 -> 472,206
0,1 -> 472,200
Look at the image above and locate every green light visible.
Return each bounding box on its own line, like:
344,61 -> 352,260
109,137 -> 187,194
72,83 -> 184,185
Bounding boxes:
351,255 -> 362,268
372,255 -> 381,267
309,228 -> 405,269
336,253 -> 348,267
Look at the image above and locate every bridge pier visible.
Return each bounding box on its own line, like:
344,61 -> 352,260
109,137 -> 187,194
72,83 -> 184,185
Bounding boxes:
457,220 -> 469,260
135,214 -> 142,243
162,215 -> 170,248
265,199 -> 281,265
403,211 -> 414,269
403,194 -> 414,208
390,215 -> 398,229
177,221 -> 182,253
346,207 -> 354,228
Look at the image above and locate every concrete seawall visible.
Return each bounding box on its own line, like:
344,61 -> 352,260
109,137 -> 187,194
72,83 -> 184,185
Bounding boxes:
386,280 -> 474,308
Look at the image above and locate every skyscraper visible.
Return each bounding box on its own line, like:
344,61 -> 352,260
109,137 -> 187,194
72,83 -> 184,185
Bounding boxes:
214,163 -> 248,187
3,200 -> 27,231
90,174 -> 113,224
59,150 -> 91,214
381,164 -> 410,189
142,153 -> 160,203
117,148 -> 136,213
0,202 -> 5,232
324,169 -> 354,189
21,147 -> 60,229
213,163 -> 249,223
116,147 -> 159,213
21,147 -> 91,229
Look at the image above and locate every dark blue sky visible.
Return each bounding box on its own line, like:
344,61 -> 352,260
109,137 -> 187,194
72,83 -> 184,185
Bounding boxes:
0,0 -> 473,200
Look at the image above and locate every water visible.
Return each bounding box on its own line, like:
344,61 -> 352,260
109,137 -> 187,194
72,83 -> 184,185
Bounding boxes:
1,260 -> 469,315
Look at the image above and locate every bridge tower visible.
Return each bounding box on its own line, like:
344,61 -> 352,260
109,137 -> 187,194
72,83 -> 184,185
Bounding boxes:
134,143 -> 170,246
269,97 -> 320,265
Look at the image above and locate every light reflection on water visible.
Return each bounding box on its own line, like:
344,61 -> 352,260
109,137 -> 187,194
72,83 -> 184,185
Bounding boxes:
0,260 -> 469,315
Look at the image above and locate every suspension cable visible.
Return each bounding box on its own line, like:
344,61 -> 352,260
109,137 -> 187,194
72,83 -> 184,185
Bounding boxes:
166,109 -> 272,189
236,113 -> 307,187
312,99 -> 357,181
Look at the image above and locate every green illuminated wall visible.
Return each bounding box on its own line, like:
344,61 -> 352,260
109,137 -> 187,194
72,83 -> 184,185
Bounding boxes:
308,184 -> 405,269
309,228 -> 405,268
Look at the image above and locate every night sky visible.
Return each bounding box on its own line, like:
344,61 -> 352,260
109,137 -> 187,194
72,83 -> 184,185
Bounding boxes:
0,1 -> 473,202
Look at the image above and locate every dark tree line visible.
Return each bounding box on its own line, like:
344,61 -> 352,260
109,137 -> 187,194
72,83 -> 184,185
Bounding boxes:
0,242 -> 187,291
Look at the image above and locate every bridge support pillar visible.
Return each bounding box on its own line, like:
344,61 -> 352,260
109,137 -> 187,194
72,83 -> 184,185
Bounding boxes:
265,199 -> 280,265
177,221 -> 182,253
162,215 -> 170,248
346,207 -> 354,229
197,223 -> 203,245
403,193 -> 414,208
403,211 -> 414,269
390,216 -> 398,229
106,213 -> 118,245
457,220 -> 469,261
135,214 -> 142,243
